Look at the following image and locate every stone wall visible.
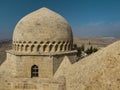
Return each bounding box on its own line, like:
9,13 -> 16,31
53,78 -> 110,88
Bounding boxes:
54,41 -> 120,90
5,50 -> 77,78
7,54 -> 54,78
53,52 -> 77,74
10,77 -> 66,90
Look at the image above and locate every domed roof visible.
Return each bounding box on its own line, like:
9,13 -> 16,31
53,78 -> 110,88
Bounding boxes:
13,7 -> 73,42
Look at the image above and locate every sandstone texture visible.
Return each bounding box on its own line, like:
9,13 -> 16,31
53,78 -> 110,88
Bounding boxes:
55,41 -> 120,90
0,7 -> 76,90
0,7 -> 120,90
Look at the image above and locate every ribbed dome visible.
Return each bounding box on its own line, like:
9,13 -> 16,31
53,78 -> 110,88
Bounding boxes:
12,7 -> 73,53
13,7 -> 73,42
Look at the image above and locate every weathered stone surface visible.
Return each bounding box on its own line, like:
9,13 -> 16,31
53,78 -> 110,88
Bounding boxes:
13,7 -> 73,42
55,41 -> 120,90
1,7 -> 120,90
0,7 -> 76,90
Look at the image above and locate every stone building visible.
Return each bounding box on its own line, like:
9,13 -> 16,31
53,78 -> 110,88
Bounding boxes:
0,7 -> 77,90
1,7 -> 120,90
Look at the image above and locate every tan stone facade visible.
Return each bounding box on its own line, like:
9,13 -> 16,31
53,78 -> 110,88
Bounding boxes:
0,7 -> 120,90
6,51 -> 76,78
0,7 -> 77,90
0,52 -> 76,90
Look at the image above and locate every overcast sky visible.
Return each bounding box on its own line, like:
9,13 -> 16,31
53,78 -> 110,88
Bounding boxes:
0,0 -> 120,39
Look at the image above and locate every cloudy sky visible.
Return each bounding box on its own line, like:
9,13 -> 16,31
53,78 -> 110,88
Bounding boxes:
0,0 -> 120,39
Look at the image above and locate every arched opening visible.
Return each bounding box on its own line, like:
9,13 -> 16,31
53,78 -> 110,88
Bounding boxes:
25,45 -> 29,51
31,45 -> 35,52
34,41 -> 38,44
17,44 -> 19,51
23,41 -> 27,44
31,65 -> 39,78
46,41 -> 50,44
55,44 -> 58,52
49,44 -> 53,52
37,45 -> 41,52
14,44 -> 16,50
21,45 -> 24,51
40,41 -> 44,44
60,44 -> 63,51
64,45 -> 67,51
28,41 -> 32,44
43,45 -> 47,52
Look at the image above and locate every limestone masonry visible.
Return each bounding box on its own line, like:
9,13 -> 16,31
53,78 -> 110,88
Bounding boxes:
0,7 -> 77,90
0,7 -> 120,90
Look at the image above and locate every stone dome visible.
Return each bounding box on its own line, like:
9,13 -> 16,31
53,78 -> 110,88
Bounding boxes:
12,7 -> 73,53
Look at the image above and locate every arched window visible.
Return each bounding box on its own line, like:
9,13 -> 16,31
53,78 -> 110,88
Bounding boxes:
31,65 -> 39,78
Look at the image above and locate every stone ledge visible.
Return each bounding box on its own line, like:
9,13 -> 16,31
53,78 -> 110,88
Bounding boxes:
6,50 -> 77,56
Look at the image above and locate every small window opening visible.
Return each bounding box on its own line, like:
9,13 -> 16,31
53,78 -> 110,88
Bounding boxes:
31,65 -> 39,78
